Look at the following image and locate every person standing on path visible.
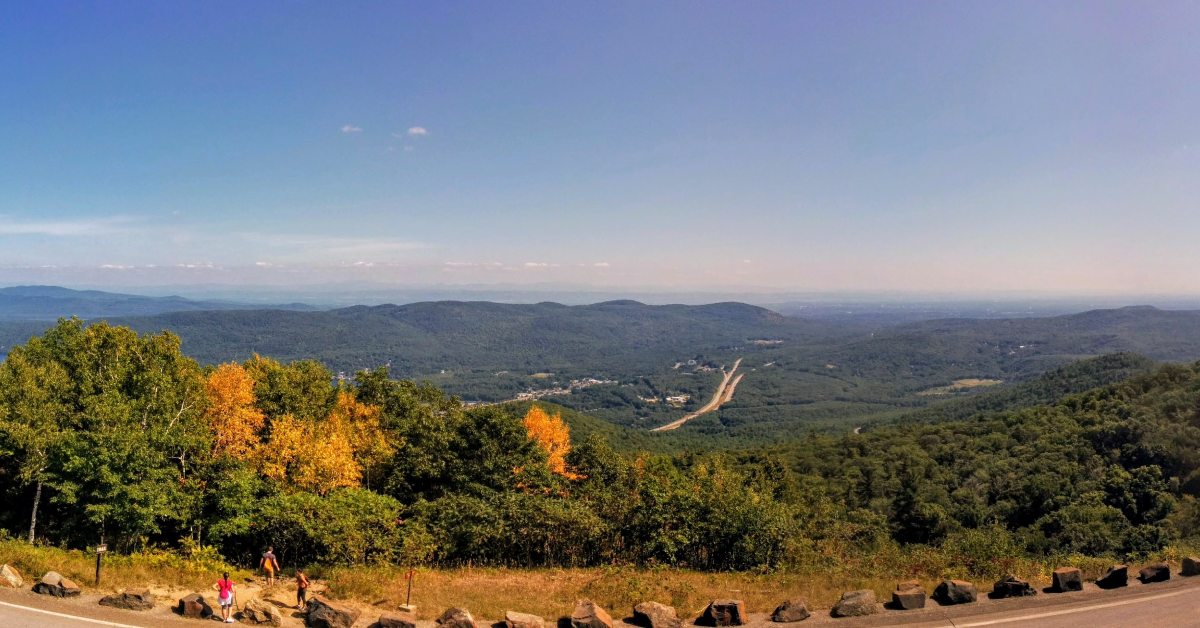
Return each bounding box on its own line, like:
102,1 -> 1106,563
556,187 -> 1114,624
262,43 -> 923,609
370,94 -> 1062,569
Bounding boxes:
295,568 -> 310,611
215,572 -> 236,624
260,546 -> 281,586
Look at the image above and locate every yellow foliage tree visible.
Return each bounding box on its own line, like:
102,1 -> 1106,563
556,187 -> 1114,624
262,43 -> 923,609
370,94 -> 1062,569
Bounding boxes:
328,390 -> 393,486
256,413 -> 361,495
204,363 -> 265,460
522,405 -> 579,479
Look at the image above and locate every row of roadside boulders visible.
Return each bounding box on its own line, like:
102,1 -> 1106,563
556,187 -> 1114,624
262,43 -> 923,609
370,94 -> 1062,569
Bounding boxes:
1,557 -> 1197,627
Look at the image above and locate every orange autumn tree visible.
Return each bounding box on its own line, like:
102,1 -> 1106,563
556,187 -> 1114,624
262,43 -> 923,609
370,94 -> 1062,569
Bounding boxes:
203,363 -> 265,460
522,405 -> 580,479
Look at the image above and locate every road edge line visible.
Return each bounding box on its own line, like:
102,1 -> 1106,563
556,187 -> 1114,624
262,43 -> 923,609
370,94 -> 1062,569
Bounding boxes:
0,600 -> 144,627
957,587 -> 1195,626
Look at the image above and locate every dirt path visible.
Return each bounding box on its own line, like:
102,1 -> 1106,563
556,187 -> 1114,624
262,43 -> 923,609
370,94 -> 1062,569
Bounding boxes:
651,358 -> 742,432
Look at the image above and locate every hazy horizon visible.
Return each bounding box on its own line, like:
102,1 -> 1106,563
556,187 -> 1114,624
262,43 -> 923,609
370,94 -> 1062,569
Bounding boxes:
3,2 -> 1197,293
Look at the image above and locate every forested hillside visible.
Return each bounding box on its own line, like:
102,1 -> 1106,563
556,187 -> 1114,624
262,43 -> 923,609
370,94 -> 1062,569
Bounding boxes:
1,321 -> 1198,575
3,303 -> 1200,436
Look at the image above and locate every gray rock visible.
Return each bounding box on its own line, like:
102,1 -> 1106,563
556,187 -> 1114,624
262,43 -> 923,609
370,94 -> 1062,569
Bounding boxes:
892,580 -> 926,609
1138,563 -> 1171,583
770,598 -> 810,622
571,600 -> 613,628
239,597 -> 283,626
33,572 -> 81,598
99,589 -> 155,611
379,612 -> 419,628
1050,567 -> 1083,593
1182,556 -> 1200,577
177,593 -> 213,619
505,611 -> 545,628
701,600 -> 746,627
933,580 -> 977,605
991,576 -> 1035,599
436,608 -> 477,628
832,590 -> 877,617
306,596 -> 361,628
0,564 -> 23,588
633,602 -> 681,628
1097,564 -> 1128,589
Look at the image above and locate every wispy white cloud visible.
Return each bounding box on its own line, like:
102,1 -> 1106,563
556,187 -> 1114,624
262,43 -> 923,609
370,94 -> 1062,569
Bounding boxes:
523,262 -> 551,268
593,261 -> 611,267
407,126 -> 428,136
236,232 -> 430,260
0,215 -> 135,237
341,125 -> 363,134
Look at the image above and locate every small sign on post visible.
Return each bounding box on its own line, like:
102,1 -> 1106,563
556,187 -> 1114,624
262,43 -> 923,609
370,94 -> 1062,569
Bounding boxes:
95,544 -> 107,586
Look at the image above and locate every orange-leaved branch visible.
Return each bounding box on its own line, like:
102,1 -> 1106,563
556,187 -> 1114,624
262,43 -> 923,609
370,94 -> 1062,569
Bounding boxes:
522,405 -> 581,479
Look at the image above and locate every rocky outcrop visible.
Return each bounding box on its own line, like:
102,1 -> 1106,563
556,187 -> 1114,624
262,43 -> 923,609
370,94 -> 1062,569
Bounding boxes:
832,590 -> 877,617
1138,563 -> 1171,583
32,571 -> 81,598
0,564 -> 24,588
933,580 -> 977,605
891,581 -> 925,610
436,608 -> 477,628
1182,556 -> 1200,577
505,611 -> 545,628
306,596 -> 361,628
1096,564 -> 1128,589
991,576 -> 1035,599
571,600 -> 613,628
701,600 -> 746,627
770,598 -> 810,622
378,612 -> 419,628
240,598 -> 283,626
633,602 -> 681,628
177,593 -> 213,619
1050,567 -> 1083,593
99,589 -> 154,611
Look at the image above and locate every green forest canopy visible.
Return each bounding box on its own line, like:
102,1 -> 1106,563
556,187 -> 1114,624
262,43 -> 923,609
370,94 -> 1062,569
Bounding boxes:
1,320 -> 1198,574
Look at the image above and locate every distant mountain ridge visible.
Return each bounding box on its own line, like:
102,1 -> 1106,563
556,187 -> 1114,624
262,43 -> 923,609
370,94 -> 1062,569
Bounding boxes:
109,299 -> 834,377
0,285 -> 315,321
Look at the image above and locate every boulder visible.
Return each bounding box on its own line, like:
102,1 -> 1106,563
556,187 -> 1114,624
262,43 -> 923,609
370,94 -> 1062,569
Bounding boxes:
832,590 -> 877,617
633,602 -> 681,628
32,571 -> 81,598
1096,564 -> 1128,589
1050,567 -> 1083,593
990,576 -> 1035,599
505,611 -> 545,628
379,613 -> 419,628
770,598 -> 810,623
240,598 -> 283,626
99,589 -> 155,611
437,608 -> 477,628
571,600 -> 613,628
177,593 -> 213,619
0,564 -> 24,588
933,580 -> 977,605
701,600 -> 745,627
1138,563 -> 1171,584
1182,556 -> 1200,577
306,596 -> 361,628
892,581 -> 926,610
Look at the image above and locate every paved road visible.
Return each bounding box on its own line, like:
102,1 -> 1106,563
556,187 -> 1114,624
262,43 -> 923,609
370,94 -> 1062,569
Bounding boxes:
652,357 -> 742,431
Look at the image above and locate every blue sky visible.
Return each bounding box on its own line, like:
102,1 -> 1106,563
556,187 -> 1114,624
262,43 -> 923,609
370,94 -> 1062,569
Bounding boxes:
1,1 -> 1197,294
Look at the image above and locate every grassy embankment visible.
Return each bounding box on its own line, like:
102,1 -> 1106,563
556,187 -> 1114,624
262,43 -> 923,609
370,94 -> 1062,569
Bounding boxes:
2,538 -> 1195,619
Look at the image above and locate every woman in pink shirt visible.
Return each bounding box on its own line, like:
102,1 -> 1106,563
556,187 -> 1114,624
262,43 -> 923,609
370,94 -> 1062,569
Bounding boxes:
215,572 -> 236,623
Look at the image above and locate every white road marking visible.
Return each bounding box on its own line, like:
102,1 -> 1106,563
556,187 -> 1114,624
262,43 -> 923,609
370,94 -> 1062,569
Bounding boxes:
0,600 -> 144,627
957,587 -> 1195,626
